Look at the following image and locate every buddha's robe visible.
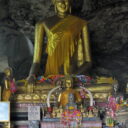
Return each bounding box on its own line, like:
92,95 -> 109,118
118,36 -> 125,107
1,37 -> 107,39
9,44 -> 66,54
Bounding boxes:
35,15 -> 91,76
58,88 -> 82,107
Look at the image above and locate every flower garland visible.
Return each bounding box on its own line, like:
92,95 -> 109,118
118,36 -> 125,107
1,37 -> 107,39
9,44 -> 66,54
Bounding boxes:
73,75 -> 94,85
10,79 -> 17,93
37,75 -> 95,85
61,109 -> 82,127
37,75 -> 64,84
108,96 -> 117,114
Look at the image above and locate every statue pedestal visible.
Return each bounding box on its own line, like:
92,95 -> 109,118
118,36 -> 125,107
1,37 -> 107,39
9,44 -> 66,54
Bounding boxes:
14,80 -> 115,103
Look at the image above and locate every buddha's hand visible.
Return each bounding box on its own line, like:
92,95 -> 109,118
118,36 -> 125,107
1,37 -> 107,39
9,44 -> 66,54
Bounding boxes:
27,74 -> 36,85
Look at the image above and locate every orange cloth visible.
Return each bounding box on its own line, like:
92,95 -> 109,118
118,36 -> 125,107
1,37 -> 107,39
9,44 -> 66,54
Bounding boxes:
45,15 -> 87,76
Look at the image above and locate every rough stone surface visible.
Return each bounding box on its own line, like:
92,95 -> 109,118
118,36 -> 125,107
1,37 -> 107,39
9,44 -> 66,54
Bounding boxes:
89,1 -> 128,92
0,0 -> 128,92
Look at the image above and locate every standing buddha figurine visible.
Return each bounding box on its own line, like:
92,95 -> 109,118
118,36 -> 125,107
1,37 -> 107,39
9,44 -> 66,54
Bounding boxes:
2,67 -> 16,101
28,0 -> 92,83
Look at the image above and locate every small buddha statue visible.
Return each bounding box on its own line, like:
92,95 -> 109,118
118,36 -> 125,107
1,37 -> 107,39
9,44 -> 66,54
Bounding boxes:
56,106 -> 63,118
58,76 -> 82,107
52,107 -> 57,118
93,107 -> 98,117
87,106 -> 94,117
2,67 -> 16,101
80,104 -> 84,113
80,104 -> 87,117
88,110 -> 94,117
27,0 -> 92,83
59,105 -> 63,114
51,105 -> 63,118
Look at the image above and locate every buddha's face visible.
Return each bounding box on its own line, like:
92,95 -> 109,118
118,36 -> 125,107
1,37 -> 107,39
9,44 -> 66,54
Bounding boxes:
55,0 -> 70,14
65,79 -> 72,88
4,69 -> 12,77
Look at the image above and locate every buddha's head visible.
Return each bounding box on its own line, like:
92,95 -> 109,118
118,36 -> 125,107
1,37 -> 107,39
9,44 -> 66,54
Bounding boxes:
4,67 -> 12,77
52,0 -> 73,17
64,76 -> 73,88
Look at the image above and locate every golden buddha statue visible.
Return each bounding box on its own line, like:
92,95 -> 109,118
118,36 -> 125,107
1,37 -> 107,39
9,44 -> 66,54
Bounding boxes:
58,76 -> 81,107
14,0 -> 116,104
52,107 -> 57,118
28,0 -> 92,82
2,67 -> 16,101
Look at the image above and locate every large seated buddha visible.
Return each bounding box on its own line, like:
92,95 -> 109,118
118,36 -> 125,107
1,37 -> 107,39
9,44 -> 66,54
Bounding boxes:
12,0 -> 117,103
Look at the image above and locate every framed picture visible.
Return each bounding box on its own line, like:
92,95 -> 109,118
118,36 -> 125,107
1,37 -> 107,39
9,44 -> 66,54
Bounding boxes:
0,102 -> 10,122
